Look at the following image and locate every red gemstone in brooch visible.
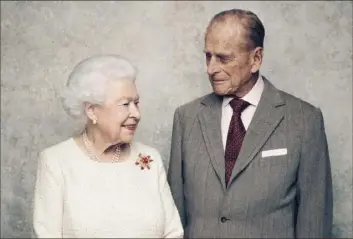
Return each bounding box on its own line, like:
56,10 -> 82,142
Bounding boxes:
135,153 -> 153,170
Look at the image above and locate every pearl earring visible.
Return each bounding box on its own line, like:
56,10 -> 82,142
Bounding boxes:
92,118 -> 97,124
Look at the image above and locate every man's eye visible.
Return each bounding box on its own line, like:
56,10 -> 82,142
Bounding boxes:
220,57 -> 229,63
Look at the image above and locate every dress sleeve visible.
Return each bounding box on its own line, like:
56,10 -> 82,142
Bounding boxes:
32,150 -> 64,238
157,154 -> 184,238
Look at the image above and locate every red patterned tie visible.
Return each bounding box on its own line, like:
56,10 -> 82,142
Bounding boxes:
225,98 -> 250,186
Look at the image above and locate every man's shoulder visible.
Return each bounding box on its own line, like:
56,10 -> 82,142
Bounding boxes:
264,76 -> 320,114
181,93 -> 210,107
277,89 -> 319,114
274,86 -> 326,133
176,93 -> 213,114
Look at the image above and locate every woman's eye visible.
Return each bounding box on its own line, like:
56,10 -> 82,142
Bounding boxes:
117,101 -> 129,106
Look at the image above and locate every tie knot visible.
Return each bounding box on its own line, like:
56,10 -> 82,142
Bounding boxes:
229,98 -> 250,113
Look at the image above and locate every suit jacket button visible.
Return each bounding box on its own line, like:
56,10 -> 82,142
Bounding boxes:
220,217 -> 229,223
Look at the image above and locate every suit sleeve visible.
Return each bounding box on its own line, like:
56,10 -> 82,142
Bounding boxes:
296,107 -> 333,238
32,151 -> 63,238
167,107 -> 186,227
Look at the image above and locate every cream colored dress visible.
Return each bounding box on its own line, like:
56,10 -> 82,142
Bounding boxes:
33,138 -> 183,238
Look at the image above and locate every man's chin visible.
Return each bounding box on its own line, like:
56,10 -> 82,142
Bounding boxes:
212,86 -> 234,96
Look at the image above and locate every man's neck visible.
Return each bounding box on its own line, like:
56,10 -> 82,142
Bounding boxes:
233,72 -> 259,98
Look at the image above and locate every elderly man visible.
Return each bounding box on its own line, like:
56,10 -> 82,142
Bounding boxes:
168,9 -> 332,238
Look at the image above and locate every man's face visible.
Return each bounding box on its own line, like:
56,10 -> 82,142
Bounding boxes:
204,21 -> 259,97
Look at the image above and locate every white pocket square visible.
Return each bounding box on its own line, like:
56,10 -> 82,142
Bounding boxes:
261,148 -> 287,158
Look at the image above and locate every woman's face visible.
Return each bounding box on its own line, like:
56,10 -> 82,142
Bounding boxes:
92,79 -> 140,144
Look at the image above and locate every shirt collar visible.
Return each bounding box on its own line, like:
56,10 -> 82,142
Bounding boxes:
222,74 -> 265,108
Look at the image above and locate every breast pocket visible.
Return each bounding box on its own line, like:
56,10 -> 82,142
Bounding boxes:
260,155 -> 287,166
260,148 -> 288,166
259,149 -> 289,176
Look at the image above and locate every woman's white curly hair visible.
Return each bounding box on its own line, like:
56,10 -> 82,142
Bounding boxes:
60,54 -> 138,122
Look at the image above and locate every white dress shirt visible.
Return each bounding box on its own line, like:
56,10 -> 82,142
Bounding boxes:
221,75 -> 265,150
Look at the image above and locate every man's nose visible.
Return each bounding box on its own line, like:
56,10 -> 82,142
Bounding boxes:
207,57 -> 219,76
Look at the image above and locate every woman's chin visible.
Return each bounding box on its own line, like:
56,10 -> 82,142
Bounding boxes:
119,134 -> 135,144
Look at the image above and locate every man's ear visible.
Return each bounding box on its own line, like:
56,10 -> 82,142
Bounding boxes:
250,47 -> 264,73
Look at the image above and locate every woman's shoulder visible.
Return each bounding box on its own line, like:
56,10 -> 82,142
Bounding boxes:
39,138 -> 77,163
41,138 -> 76,155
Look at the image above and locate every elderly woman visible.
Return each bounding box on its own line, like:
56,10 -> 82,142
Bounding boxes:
32,55 -> 183,238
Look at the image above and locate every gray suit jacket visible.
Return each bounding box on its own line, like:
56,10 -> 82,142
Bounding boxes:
167,77 -> 333,238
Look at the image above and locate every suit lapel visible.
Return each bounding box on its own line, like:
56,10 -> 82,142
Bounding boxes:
229,78 -> 285,185
198,93 -> 227,190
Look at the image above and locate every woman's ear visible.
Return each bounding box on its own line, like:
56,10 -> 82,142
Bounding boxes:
84,102 -> 97,124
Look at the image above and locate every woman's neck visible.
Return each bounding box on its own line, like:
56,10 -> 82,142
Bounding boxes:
85,128 -> 114,156
83,128 -> 130,160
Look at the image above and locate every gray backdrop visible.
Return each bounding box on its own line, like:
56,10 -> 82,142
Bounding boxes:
1,1 -> 352,238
